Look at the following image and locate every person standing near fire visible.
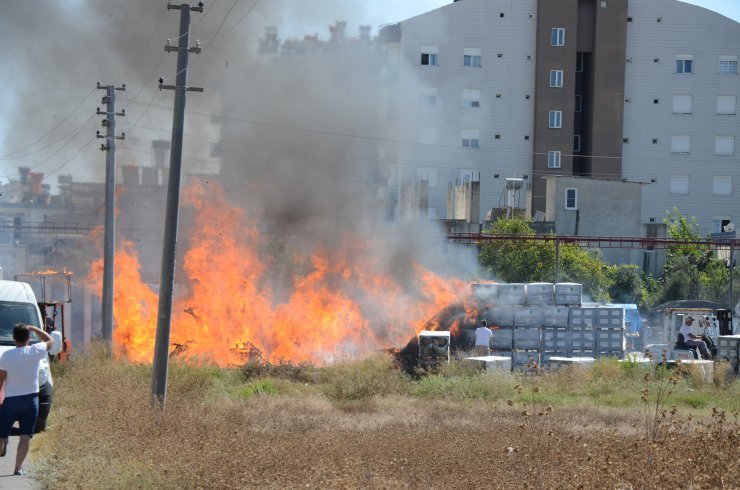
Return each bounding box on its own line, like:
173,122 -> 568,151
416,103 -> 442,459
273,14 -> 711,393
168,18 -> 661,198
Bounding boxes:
0,323 -> 55,476
474,319 -> 493,357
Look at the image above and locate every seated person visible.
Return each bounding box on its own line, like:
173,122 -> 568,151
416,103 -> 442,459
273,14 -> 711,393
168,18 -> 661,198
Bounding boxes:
676,316 -> 711,359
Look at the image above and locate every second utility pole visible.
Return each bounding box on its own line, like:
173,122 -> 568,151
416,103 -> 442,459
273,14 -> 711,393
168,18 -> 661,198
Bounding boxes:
96,82 -> 126,357
151,1 -> 203,408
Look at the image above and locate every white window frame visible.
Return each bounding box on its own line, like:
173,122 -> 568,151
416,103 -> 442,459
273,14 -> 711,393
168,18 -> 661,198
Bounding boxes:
463,48 -> 482,68
719,56 -> 738,75
670,175 -> 690,195
670,135 -> 691,154
715,136 -> 735,156
717,95 -> 737,115
421,46 -> 439,66
461,129 -> 480,149
548,151 -> 561,168
672,95 -> 692,114
573,135 -> 581,153
549,70 -> 563,87
713,176 -> 732,195
549,110 -> 562,129
551,28 -> 565,46
462,88 -> 481,108
675,55 -> 694,74
712,216 -> 733,233
565,188 -> 577,210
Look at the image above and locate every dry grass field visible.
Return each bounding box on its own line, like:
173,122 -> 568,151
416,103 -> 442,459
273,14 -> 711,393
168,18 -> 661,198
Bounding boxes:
31,351 -> 739,489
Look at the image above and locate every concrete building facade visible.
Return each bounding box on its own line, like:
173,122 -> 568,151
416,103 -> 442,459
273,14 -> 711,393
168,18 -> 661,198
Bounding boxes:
385,0 -> 740,237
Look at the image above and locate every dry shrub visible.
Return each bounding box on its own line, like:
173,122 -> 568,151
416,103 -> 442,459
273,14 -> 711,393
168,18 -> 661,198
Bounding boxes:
34,349 -> 740,489
590,357 -> 622,380
714,360 -> 735,388
320,354 -> 408,401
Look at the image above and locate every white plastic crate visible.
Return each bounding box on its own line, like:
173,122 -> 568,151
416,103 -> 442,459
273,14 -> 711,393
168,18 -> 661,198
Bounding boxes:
541,306 -> 570,327
526,283 -> 554,306
717,335 -> 740,362
513,327 -> 542,350
542,328 -> 569,351
595,308 -> 625,328
497,284 -> 527,305
555,283 -> 582,306
569,308 -> 596,329
570,330 -> 595,351
512,351 -> 541,369
514,306 -> 543,327
490,328 -> 513,350
490,305 -> 515,327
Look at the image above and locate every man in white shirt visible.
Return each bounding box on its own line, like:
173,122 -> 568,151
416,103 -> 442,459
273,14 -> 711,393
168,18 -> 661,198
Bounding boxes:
677,316 -> 710,359
474,320 -> 493,357
0,323 -> 55,476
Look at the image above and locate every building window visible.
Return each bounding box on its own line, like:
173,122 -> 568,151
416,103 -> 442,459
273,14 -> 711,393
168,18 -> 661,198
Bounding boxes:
421,46 -> 439,66
670,175 -> 689,195
573,135 -> 581,152
713,176 -> 732,195
462,89 -> 481,108
717,95 -> 737,115
551,28 -> 565,46
576,52 -> 584,72
549,70 -> 564,87
670,135 -> 691,154
672,95 -> 692,114
461,129 -> 480,148
548,151 -> 561,168
719,56 -> 738,75
715,136 -> 735,156
712,217 -> 733,233
565,188 -> 577,210
549,110 -> 562,128
463,48 -> 482,67
575,95 -> 582,113
675,56 -> 693,73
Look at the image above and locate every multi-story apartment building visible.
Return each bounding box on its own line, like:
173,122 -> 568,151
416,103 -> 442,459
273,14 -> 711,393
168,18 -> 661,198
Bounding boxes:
383,0 -> 740,236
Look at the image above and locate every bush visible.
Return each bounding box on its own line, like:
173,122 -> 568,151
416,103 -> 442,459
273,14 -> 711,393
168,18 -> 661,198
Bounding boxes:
320,355 -> 408,401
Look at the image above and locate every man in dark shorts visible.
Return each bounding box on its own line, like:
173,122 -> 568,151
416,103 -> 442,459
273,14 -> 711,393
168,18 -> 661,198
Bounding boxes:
0,323 -> 55,476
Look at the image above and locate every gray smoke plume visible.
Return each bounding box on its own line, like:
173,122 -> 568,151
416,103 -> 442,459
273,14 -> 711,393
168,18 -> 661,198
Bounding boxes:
1,1 -> 478,346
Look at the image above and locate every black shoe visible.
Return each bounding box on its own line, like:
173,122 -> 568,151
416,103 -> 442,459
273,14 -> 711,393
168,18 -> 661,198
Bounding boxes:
13,469 -> 24,476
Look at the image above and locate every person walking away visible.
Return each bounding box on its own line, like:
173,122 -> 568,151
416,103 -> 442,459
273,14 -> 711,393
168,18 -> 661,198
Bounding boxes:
474,320 -> 493,357
676,316 -> 710,359
0,323 -> 55,476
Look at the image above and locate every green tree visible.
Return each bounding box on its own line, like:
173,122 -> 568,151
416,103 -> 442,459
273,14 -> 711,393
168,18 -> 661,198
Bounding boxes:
479,216 -> 611,301
663,207 -> 712,274
608,264 -> 645,304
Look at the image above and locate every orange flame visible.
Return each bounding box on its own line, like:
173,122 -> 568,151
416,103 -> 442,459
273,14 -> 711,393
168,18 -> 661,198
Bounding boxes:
88,179 -> 468,366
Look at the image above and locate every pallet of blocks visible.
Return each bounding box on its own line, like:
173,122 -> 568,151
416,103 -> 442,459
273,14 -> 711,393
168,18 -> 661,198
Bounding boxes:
717,334 -> 740,374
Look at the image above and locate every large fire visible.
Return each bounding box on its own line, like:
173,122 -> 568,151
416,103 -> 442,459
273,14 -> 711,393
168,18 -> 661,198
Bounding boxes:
88,179 -> 468,366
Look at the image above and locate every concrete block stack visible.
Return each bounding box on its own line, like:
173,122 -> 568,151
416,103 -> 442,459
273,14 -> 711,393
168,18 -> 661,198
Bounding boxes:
717,335 -> 740,374
478,282 -> 626,370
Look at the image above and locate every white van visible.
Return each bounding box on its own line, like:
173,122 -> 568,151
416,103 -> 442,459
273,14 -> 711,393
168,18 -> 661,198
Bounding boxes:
0,280 -> 62,431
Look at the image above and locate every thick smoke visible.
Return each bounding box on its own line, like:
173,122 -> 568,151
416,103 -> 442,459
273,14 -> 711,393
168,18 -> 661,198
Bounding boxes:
2,1 -> 478,324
